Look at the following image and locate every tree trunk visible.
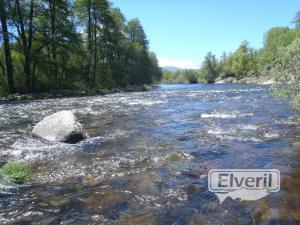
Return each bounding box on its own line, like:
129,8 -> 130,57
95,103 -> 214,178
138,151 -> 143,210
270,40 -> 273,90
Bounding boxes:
87,0 -> 92,82
23,51 -> 31,90
92,5 -> 97,86
15,0 -> 34,91
0,60 -> 5,76
0,0 -> 15,92
49,0 -> 58,88
32,59 -> 36,91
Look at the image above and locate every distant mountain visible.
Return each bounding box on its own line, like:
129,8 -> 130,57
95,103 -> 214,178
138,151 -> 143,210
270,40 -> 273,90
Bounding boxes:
162,66 -> 181,72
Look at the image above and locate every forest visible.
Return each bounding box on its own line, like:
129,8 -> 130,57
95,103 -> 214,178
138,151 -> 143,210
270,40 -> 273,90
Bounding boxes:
163,11 -> 300,105
0,0 -> 162,95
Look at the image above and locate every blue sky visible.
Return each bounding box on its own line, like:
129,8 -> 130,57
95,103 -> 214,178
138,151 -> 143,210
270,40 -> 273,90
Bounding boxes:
111,0 -> 299,69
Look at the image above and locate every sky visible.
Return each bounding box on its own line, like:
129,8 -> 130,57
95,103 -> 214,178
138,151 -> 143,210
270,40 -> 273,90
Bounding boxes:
111,0 -> 299,69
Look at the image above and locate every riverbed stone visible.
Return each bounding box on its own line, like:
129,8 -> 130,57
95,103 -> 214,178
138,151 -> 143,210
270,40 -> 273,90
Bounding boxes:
0,160 -> 7,168
32,110 -> 89,144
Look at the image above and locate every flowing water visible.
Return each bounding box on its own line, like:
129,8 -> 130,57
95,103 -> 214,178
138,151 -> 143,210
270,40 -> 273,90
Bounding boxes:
0,84 -> 300,224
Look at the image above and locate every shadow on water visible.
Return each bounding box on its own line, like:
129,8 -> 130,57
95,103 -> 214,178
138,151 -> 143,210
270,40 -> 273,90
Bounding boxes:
0,84 -> 300,224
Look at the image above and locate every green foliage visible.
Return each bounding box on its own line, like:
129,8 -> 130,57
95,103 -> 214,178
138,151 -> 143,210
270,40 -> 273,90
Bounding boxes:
162,69 -> 200,84
162,71 -> 176,81
0,162 -> 30,184
230,41 -> 256,79
0,85 -> 9,97
293,11 -> 300,29
260,27 -> 300,67
0,0 -> 161,95
198,13 -> 300,87
201,52 -> 219,83
271,38 -> 300,106
184,70 -> 198,83
126,19 -> 149,48
148,52 -> 163,83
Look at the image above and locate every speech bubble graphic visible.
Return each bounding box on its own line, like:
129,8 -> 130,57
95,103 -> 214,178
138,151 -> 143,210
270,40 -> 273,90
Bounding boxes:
208,169 -> 280,203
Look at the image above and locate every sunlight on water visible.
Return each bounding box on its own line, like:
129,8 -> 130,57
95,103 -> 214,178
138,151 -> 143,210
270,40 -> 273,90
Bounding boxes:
0,84 -> 300,224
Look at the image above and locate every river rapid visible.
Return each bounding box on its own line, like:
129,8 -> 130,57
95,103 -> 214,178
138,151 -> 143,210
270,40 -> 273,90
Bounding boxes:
0,84 -> 300,224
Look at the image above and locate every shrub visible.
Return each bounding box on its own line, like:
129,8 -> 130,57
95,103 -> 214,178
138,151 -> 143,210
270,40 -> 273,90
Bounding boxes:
271,38 -> 300,106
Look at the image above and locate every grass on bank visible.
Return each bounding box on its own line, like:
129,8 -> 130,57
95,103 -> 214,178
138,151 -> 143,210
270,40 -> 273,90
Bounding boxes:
0,162 -> 30,184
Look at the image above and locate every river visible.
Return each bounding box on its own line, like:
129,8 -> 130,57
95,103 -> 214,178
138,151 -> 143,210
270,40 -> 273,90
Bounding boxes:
0,84 -> 300,224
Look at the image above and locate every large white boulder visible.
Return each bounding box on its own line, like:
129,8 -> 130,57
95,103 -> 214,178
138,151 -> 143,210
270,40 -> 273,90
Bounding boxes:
32,110 -> 89,144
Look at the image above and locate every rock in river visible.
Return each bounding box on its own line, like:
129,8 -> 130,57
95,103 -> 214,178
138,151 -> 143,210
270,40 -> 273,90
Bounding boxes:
32,110 -> 89,144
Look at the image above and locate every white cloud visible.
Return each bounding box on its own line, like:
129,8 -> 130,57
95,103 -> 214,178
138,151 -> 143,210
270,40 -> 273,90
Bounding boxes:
158,56 -> 199,69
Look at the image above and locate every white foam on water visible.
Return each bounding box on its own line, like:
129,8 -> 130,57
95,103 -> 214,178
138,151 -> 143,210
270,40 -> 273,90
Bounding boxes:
6,126 -> 134,163
263,132 -> 280,139
9,138 -> 78,161
217,135 -> 263,142
239,125 -> 258,130
207,128 -> 226,135
201,112 -> 253,119
104,129 -> 133,140
162,187 -> 188,202
127,100 -> 166,106
166,87 -> 264,95
0,183 -> 17,194
203,125 -> 263,143
201,113 -> 237,118
204,123 -> 280,143
275,116 -> 300,125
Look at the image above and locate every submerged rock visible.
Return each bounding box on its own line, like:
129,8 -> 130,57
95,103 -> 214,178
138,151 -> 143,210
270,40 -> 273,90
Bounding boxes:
32,110 -> 89,144
0,160 -> 7,168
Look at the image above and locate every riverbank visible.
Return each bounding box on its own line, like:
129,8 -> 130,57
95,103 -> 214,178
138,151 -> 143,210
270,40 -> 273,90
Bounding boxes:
162,76 -> 275,85
214,76 -> 275,85
0,84 -> 156,103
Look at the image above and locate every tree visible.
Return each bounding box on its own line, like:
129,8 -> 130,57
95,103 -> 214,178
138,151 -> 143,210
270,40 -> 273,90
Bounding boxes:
148,52 -> 162,83
108,8 -> 127,86
125,18 -> 155,85
126,19 -> 149,48
75,0 -> 116,87
9,0 -> 35,91
262,27 -> 300,64
74,0 -> 93,82
293,11 -> 300,29
219,51 -> 233,78
231,41 -> 253,78
0,0 -> 15,92
201,52 -> 219,83
0,0 -> 161,94
271,38 -> 300,106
